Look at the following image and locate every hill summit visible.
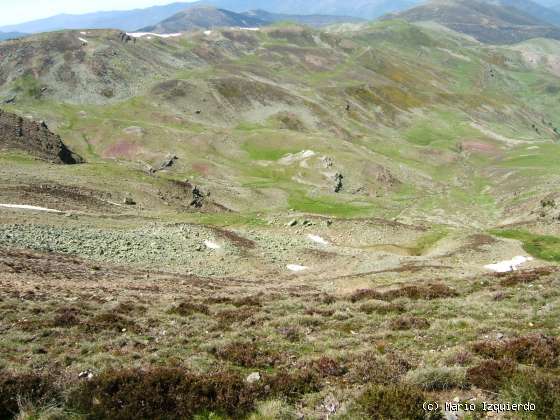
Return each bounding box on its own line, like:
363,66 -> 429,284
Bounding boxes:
140,6 -> 267,33
386,0 -> 560,43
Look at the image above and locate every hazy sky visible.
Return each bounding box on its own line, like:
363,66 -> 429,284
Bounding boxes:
0,0 -> 196,27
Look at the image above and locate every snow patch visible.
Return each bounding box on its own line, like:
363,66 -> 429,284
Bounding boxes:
127,32 -> 182,39
484,256 -> 534,273
78,37 -> 88,44
204,30 -> 213,36
279,150 -> 316,165
240,27 -> 260,31
204,240 -> 221,250
308,234 -> 329,245
287,264 -> 308,272
80,31 -> 87,35
0,204 -> 62,213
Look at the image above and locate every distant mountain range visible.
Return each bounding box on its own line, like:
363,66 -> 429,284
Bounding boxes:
0,2 -> 194,33
387,0 -> 560,44
1,0 -> 560,38
491,0 -> 560,26
141,7 -> 267,33
141,6 -> 365,33
0,31 -> 28,41
0,1 -> 418,34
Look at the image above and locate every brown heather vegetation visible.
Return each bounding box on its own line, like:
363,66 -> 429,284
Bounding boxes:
212,341 -> 285,368
466,359 -> 517,391
168,301 -> 211,316
356,383 -> 442,420
350,283 -> 458,303
471,334 -> 560,368
0,249 -> 559,418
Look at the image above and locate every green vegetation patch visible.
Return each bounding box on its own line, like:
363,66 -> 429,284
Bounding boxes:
288,192 -> 372,217
241,140 -> 298,161
490,229 -> 560,262
405,111 -> 478,147
411,229 -> 448,256
12,74 -> 43,99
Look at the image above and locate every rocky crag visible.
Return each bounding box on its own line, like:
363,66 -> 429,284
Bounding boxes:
0,108 -> 82,164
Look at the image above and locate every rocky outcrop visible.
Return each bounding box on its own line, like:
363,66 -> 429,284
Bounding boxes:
0,109 -> 82,164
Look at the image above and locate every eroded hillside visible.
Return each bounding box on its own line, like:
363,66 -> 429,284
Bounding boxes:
1,19 -> 560,420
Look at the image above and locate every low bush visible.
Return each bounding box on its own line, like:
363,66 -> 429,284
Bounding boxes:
215,307 -> 257,327
359,302 -> 405,315
264,369 -> 321,402
466,359 -> 516,391
501,371 -> 560,419
350,284 -> 457,303
169,302 -> 210,316
232,295 -> 262,307
68,367 -> 256,420
356,383 -> 443,419
84,312 -> 138,333
306,357 -> 347,378
0,371 -> 60,419
471,334 -> 560,368
389,316 -> 430,331
497,268 -> 553,287
347,352 -> 410,385
406,367 -> 467,391
52,307 -> 81,327
212,342 -> 284,368
384,284 -> 458,300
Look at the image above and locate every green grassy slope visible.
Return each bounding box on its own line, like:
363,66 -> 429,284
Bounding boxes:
1,22 -> 560,227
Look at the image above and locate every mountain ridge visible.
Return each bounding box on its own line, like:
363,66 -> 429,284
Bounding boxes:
140,6 -> 268,33
386,0 -> 560,43
0,0 -> 420,34
141,6 -> 366,32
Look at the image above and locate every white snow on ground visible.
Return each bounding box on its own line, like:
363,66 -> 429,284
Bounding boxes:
308,234 -> 329,245
204,30 -> 213,36
80,31 -> 87,35
484,256 -> 534,273
127,32 -> 182,39
240,27 -> 260,31
78,37 -> 88,44
0,204 -> 62,213
287,264 -> 308,272
279,150 -> 316,165
204,240 -> 221,250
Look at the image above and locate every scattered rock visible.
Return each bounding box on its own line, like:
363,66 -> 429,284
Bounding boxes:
122,126 -> 144,136
158,154 -> 178,171
3,95 -> 16,104
321,156 -> 334,168
246,372 -> 261,384
123,197 -> 136,206
287,219 -> 298,227
322,394 -> 339,414
78,370 -> 94,380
